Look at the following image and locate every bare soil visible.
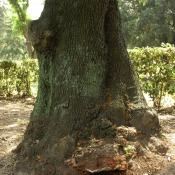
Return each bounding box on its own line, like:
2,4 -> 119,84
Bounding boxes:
0,98 -> 33,175
0,99 -> 175,175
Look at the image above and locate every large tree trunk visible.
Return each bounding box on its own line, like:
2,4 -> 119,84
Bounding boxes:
172,12 -> 175,44
15,0 -> 160,174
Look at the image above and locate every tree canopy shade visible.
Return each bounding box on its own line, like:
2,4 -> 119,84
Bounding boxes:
15,0 -> 160,174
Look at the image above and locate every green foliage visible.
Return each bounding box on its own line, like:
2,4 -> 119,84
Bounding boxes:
0,59 -> 38,97
0,2 -> 27,60
6,0 -> 36,59
0,33 -> 27,59
7,0 -> 29,34
119,0 -> 175,47
124,145 -> 136,157
129,44 -> 175,108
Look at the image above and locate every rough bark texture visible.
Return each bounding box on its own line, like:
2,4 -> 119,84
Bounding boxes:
15,0 -> 160,174
172,14 -> 175,45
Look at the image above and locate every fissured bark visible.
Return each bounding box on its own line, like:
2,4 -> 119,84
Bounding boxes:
15,0 -> 160,174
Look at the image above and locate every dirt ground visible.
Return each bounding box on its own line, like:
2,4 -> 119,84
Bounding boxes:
0,99 -> 175,175
0,98 -> 33,175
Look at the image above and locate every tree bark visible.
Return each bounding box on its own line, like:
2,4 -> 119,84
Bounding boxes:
23,28 -> 35,58
15,0 -> 160,174
172,13 -> 175,44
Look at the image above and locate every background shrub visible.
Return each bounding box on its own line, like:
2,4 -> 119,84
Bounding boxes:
0,44 -> 174,109
129,44 -> 175,109
0,59 -> 38,97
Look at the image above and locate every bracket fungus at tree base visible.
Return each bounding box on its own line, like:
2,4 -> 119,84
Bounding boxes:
65,139 -> 129,175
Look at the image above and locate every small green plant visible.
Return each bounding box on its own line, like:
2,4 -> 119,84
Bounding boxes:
124,145 -> 136,157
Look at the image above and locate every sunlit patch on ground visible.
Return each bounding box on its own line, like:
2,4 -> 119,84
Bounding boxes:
144,93 -> 175,108
161,95 -> 175,108
0,100 -> 32,158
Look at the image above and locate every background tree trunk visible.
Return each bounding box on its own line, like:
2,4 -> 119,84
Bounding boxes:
23,29 -> 35,58
15,0 -> 160,174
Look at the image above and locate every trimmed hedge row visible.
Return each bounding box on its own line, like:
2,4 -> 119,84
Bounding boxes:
0,59 -> 38,97
0,44 -> 175,108
129,44 -> 175,108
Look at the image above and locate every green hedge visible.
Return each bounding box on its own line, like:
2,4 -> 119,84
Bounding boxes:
129,44 -> 175,108
0,59 -> 38,97
0,44 -> 175,108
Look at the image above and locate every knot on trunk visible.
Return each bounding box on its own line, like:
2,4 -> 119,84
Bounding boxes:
28,20 -> 55,50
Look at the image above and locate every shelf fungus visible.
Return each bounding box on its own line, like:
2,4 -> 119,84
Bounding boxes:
65,140 -> 128,175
